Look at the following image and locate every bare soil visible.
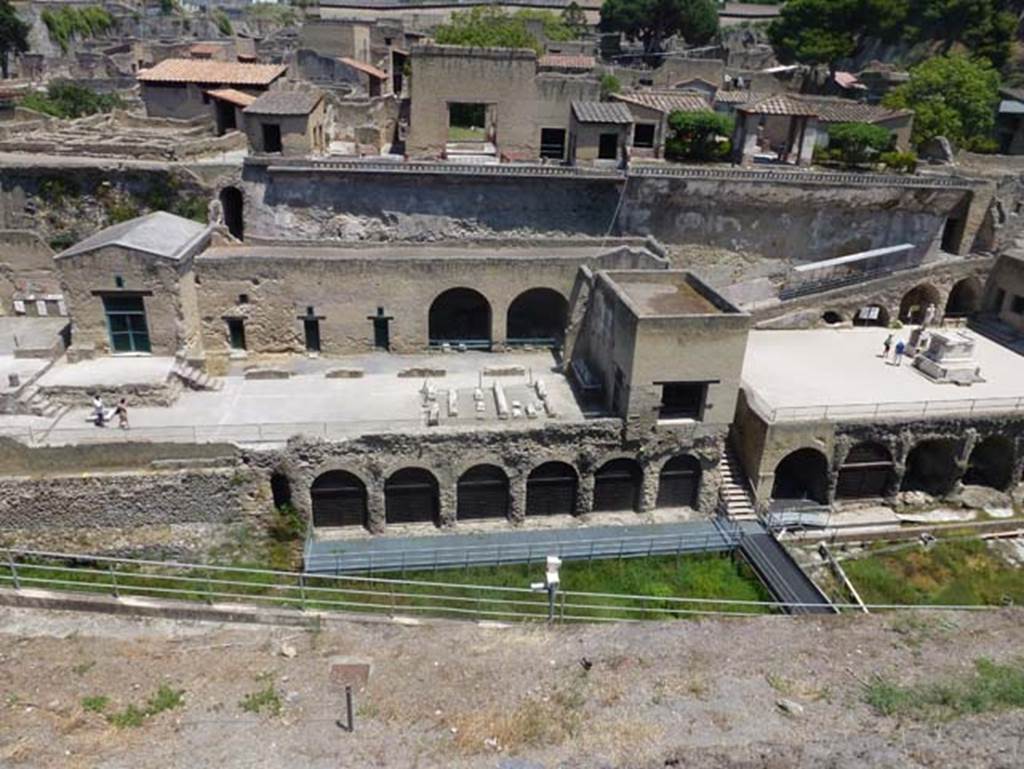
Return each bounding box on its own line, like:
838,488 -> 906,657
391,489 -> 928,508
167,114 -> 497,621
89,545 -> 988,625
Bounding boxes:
2,606 -> 1024,768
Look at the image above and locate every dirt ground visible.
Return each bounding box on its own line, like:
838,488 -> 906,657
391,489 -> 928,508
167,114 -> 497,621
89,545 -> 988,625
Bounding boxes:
2,606 -> 1024,769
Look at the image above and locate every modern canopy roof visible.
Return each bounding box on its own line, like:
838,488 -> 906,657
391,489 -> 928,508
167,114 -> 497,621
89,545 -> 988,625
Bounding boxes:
55,212 -> 210,261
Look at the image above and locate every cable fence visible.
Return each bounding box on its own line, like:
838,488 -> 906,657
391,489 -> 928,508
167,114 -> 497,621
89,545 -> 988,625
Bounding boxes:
0,549 -> 1006,623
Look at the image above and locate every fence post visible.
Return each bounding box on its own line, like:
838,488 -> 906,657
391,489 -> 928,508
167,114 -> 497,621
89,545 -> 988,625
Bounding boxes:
7,550 -> 19,590
109,563 -> 119,598
299,573 -> 306,610
205,568 -> 214,605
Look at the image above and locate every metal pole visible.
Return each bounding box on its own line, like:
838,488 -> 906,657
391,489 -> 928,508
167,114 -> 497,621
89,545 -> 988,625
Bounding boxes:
337,685 -> 354,732
547,582 -> 557,622
7,550 -> 19,590
109,563 -> 119,598
299,573 -> 306,610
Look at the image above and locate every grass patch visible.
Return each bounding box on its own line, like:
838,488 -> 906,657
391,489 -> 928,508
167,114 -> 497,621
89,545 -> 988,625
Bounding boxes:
447,125 -> 487,142
865,658 -> 1024,721
239,684 -> 282,716
106,683 -> 184,728
81,695 -> 109,713
843,538 -> 1024,607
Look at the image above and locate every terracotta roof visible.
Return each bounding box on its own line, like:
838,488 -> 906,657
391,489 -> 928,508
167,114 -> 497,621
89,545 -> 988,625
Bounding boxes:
672,77 -> 718,90
739,94 -> 819,116
572,100 -> 634,124
713,90 -> 753,104
538,53 -> 595,70
339,56 -> 387,80
244,90 -> 324,116
612,91 -> 711,114
137,58 -> 286,86
799,96 -> 911,123
206,87 -> 258,108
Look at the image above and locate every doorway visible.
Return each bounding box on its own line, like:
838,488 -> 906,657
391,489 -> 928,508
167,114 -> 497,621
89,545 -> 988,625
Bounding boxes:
598,132 -> 618,160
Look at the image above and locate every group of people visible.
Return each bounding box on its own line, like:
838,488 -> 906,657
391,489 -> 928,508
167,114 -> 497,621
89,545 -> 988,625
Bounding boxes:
92,395 -> 129,429
881,333 -> 908,366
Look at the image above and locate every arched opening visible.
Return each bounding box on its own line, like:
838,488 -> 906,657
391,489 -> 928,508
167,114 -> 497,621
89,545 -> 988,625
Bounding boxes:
270,472 -> 292,509
428,288 -> 491,349
836,442 -> 894,499
943,277 -> 983,319
219,186 -> 244,241
902,439 -> 959,496
593,458 -> 642,512
964,436 -> 1015,490
821,311 -> 843,325
310,470 -> 368,528
852,305 -> 890,327
506,288 -> 569,346
526,461 -> 578,516
656,454 -> 701,509
456,464 -> 509,520
898,283 -> 942,324
384,468 -> 440,525
771,448 -> 829,506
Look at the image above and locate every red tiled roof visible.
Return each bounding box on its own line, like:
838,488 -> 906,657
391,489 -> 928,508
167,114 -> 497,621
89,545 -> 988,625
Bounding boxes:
739,94 -> 818,116
612,91 -> 711,114
339,56 -> 387,80
538,54 -> 596,70
138,58 -> 286,86
205,87 -> 258,107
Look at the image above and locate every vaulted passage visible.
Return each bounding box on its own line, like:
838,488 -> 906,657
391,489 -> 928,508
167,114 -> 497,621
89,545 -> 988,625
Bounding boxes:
270,472 -> 292,509
526,461 -> 578,516
944,277 -> 983,318
964,436 -> 1015,491
902,439 -> 959,496
771,448 -> 829,505
311,470 -> 368,528
506,288 -> 569,346
219,186 -> 244,240
593,458 -> 642,512
656,454 -> 701,509
385,468 -> 440,525
428,287 -> 491,348
456,464 -> 509,520
836,442 -> 894,499
898,283 -> 942,324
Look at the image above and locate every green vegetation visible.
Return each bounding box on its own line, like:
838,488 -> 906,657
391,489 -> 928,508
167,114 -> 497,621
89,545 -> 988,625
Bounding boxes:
879,149 -> 918,172
21,81 -> 123,119
81,695 -> 109,713
883,54 -> 1001,150
433,8 -> 580,54
239,683 -> 283,716
212,8 -> 232,36
818,122 -> 894,167
40,5 -> 115,55
106,683 -> 184,728
843,538 -> 1024,606
599,73 -> 622,98
600,0 -> 718,63
768,0 -> 1016,71
864,658 -> 1024,720
245,3 -> 299,27
0,0 -> 29,79
560,2 -> 589,37
664,111 -> 733,162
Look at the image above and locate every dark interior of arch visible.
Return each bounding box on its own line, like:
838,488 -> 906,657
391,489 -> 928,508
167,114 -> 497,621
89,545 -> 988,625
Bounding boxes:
429,288 -> 491,345
943,278 -> 982,318
457,464 -> 509,520
506,288 -> 568,343
593,458 -> 642,512
771,448 -> 829,505
270,472 -> 292,509
310,470 -> 367,527
963,436 -> 1014,490
836,442 -> 894,499
526,461 -> 578,516
901,440 -> 959,496
385,468 -> 440,525
656,454 -> 701,509
899,285 -> 941,323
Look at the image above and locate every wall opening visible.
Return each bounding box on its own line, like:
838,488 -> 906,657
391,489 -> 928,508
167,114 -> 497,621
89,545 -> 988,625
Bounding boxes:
898,283 -> 942,324
456,464 -> 509,520
593,458 -> 642,512
657,382 -> 707,421
219,186 -> 244,240
540,128 -> 566,160
262,123 -> 282,153
598,132 -> 618,160
821,311 -> 843,325
226,318 -> 246,350
771,448 -> 829,505
103,295 -> 151,353
902,439 -> 959,496
506,288 -> 568,346
964,436 -> 1015,490
270,472 -> 292,509
448,102 -> 491,143
836,442 -> 894,499
385,467 -> 440,525
656,454 -> 701,509
526,461 -> 578,516
428,287 -> 492,349
310,470 -> 368,528
944,276 -> 983,318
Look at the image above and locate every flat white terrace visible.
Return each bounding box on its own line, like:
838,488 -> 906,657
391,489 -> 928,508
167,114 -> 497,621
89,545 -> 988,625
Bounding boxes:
741,326 -> 1024,422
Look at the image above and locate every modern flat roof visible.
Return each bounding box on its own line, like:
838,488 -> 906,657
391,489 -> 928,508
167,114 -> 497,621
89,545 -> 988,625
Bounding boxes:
602,271 -> 733,317
742,327 -> 1024,421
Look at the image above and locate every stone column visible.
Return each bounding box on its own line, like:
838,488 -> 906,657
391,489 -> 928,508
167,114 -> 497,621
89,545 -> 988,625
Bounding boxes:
508,472 -> 527,525
437,476 -> 456,528
697,455 -> 722,516
366,476 -> 386,534
638,462 -> 658,513
577,472 -> 595,516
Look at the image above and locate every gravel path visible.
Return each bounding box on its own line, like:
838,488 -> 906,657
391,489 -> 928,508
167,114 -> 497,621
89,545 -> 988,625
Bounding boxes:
1,606 -> 1023,768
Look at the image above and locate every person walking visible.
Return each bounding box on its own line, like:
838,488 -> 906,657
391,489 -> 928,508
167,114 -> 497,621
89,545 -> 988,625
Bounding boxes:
92,394 -> 106,427
114,398 -> 129,430
882,333 -> 894,359
894,339 -> 906,367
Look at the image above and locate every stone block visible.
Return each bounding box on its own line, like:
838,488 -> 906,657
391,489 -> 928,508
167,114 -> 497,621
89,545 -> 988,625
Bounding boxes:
397,367 -> 445,378
483,365 -> 526,377
66,343 -> 96,363
244,368 -> 292,380
324,367 -> 364,379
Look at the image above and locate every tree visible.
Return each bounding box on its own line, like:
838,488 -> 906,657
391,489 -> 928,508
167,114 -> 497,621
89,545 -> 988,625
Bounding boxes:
883,54 -> 1000,149
824,122 -> 894,166
433,8 -> 557,53
561,2 -> 589,37
0,0 -> 29,79
599,0 -> 719,63
664,111 -> 733,161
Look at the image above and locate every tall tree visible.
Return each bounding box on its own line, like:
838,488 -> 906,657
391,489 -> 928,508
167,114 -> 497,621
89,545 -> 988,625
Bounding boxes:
599,0 -> 719,63
0,0 -> 29,79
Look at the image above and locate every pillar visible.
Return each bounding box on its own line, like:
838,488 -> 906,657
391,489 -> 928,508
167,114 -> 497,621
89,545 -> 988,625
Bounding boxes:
577,472 -> 595,516
508,472 -> 527,525
639,462 -> 658,513
366,477 -> 386,534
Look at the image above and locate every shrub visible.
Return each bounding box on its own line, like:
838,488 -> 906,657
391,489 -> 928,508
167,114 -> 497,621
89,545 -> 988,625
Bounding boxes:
880,150 -> 917,173
21,81 -> 123,119
239,684 -> 282,716
212,8 -> 232,36
268,503 -> 306,543
825,122 -> 893,167
41,6 -> 115,54
664,111 -> 733,162
599,73 -> 621,98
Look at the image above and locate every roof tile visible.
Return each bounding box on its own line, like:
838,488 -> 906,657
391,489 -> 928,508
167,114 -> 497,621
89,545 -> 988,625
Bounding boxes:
538,53 -> 595,70
571,100 -> 634,124
612,91 -> 711,114
138,58 -> 286,86
244,89 -> 324,116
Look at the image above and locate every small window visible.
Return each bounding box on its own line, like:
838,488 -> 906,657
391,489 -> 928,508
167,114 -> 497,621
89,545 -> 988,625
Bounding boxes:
659,382 -> 707,421
238,293 -> 249,304
1013,295 -> 1024,315
633,123 -> 656,148
114,275 -> 124,288
227,318 -> 247,350
262,123 -> 282,153
306,305 -> 314,316
540,127 -> 566,159
639,78 -> 653,86
304,318 -> 321,353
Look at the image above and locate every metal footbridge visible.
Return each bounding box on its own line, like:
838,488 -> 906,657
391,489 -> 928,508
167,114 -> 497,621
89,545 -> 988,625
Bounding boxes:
304,518 -> 836,615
